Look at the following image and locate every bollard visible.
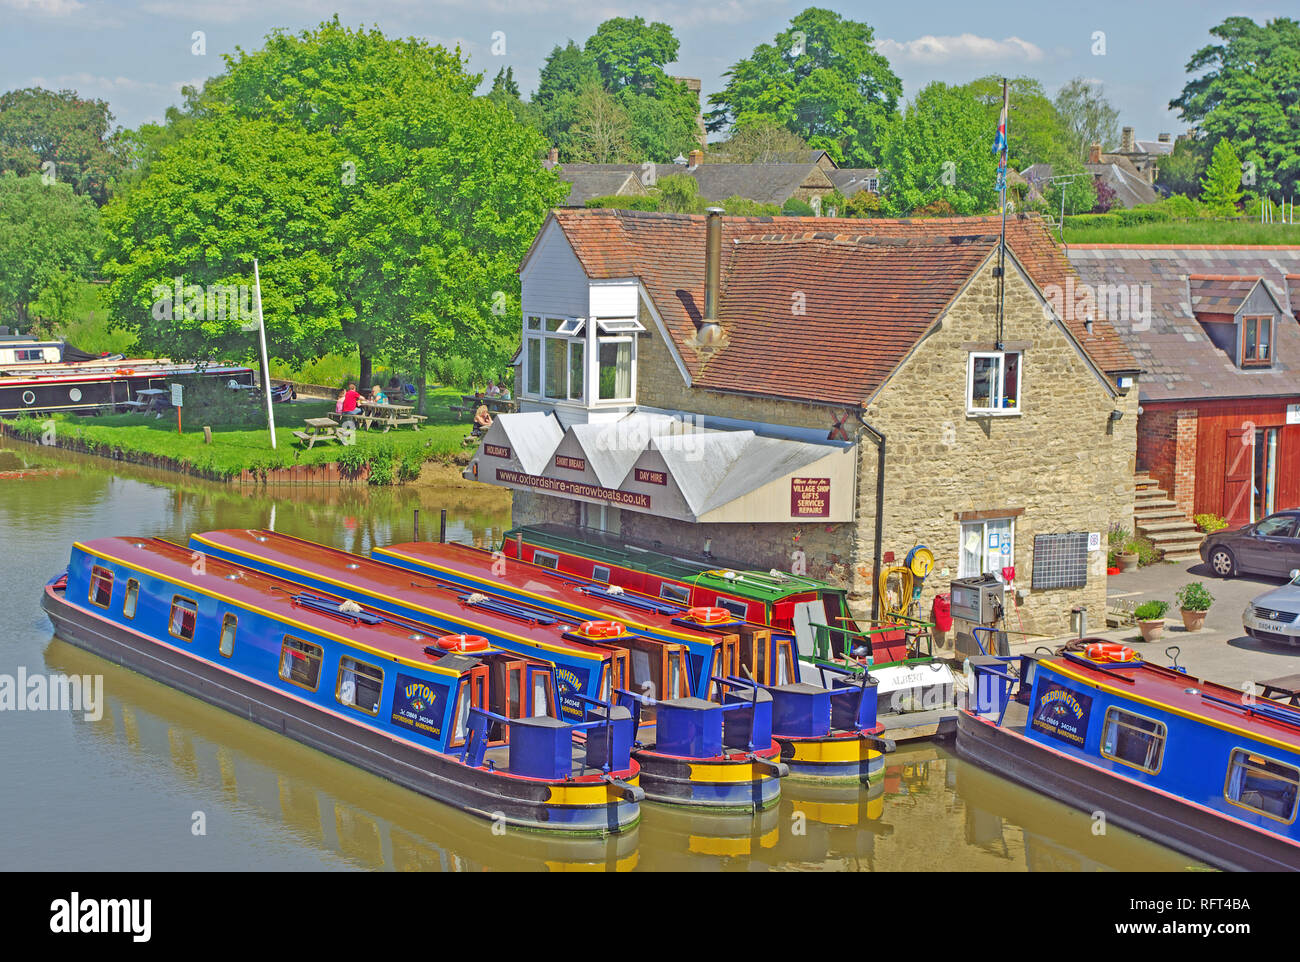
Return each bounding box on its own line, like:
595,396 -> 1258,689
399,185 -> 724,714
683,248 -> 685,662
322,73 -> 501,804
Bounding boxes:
203,426 -> 212,445
439,508 -> 447,544
414,509 -> 420,541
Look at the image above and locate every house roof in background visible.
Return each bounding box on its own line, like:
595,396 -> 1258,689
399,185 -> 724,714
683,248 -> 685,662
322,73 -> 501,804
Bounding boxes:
1085,159 -> 1160,208
1067,246 -> 1300,403
1187,274 -> 1274,315
556,168 -> 648,206
826,168 -> 881,197
551,162 -> 836,207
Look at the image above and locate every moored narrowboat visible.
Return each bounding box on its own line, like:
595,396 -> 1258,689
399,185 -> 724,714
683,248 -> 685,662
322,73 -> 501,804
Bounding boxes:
374,538 -> 893,785
189,529 -> 788,813
1,360 -> 255,416
42,537 -> 642,836
500,524 -> 958,731
957,642 -> 1300,871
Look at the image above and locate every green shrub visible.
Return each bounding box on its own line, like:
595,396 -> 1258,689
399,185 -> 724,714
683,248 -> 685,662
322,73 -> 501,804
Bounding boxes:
1134,600 -> 1169,621
720,195 -> 781,217
1134,537 -> 1161,566
1194,513 -> 1228,533
781,198 -> 815,216
367,447 -> 394,486
334,443 -> 367,475
584,194 -> 660,211
1174,582 -> 1214,612
398,450 -> 425,482
1108,523 -> 1130,547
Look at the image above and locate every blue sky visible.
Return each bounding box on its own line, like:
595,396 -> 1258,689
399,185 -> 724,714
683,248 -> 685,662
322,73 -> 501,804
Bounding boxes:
0,0 -> 1290,140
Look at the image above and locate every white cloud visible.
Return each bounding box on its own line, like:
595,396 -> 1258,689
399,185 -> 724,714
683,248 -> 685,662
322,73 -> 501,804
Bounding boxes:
26,72 -> 174,95
1,0 -> 85,14
876,33 -> 1045,65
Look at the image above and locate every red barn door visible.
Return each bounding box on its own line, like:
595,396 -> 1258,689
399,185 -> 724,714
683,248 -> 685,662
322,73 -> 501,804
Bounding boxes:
1224,429 -> 1254,526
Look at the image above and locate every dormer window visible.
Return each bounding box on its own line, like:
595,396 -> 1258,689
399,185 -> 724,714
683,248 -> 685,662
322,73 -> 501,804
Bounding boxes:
522,313 -> 643,405
1242,315 -> 1273,367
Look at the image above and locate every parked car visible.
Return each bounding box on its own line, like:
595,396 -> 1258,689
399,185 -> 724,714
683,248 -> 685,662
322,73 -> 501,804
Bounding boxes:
1242,570 -> 1300,645
1200,510 -> 1300,579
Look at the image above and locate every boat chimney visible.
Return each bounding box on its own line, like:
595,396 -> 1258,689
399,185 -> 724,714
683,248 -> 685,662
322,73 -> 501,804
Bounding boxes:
689,207 -> 727,354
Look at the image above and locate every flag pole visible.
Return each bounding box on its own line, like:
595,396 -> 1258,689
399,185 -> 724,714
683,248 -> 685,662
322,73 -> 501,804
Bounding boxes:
996,77 -> 1009,351
253,258 -> 277,450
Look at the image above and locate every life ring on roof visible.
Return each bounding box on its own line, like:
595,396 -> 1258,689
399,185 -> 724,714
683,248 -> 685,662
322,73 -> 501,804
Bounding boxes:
115,368 -> 135,376
577,620 -> 625,639
1085,642 -> 1138,663
436,634 -> 490,653
687,606 -> 731,624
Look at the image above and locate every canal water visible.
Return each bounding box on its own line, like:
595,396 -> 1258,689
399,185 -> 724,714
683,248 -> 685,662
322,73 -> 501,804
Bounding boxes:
0,439 -> 1207,871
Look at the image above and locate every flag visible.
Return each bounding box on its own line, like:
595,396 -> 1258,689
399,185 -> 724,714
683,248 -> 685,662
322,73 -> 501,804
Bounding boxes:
992,102 -> 1007,157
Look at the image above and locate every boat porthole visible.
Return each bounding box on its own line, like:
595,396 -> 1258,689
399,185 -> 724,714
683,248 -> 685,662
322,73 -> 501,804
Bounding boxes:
1184,688 -> 1200,695
69,388 -> 82,402
21,390 -> 35,405
346,563 -> 360,570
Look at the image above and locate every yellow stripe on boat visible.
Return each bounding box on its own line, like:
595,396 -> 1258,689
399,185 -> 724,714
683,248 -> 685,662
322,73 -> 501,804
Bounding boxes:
687,759 -> 774,783
545,774 -> 640,806
784,738 -> 883,765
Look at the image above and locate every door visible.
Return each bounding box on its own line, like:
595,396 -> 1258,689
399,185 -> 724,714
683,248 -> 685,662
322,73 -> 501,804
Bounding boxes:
792,600 -> 823,658
526,665 -> 555,718
1224,429 -> 1254,527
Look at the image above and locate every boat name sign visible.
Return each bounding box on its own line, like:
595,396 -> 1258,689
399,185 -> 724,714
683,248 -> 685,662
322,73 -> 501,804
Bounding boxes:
1029,681 -> 1093,748
390,673 -> 450,742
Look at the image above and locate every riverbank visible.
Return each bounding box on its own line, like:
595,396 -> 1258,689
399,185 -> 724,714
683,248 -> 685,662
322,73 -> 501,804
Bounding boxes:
0,386 -> 478,484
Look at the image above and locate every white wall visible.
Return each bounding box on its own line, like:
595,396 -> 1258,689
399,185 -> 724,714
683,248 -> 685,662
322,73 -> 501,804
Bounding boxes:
520,219 -> 589,319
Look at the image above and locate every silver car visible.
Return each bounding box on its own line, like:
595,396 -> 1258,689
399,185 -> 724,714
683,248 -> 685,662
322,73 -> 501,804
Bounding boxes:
1243,569 -> 1300,645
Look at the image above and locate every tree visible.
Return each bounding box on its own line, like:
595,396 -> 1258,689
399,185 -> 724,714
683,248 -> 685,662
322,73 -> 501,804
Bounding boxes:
1091,177 -> 1118,213
706,8 -> 901,167
708,117 -> 809,162
1200,137 -> 1244,216
0,87 -> 125,206
655,173 -> 703,212
878,82 -> 998,216
486,67 -> 546,137
1054,77 -> 1120,161
1171,16 -> 1300,199
0,173 -> 99,327
489,67 -> 521,100
585,16 -> 679,91
1156,138 -> 1208,197
568,81 -> 634,162
535,40 -> 602,154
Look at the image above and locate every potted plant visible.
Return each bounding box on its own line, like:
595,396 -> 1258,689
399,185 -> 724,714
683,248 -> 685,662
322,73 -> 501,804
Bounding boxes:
1134,600 -> 1169,642
1118,536 -> 1143,572
1174,582 -> 1214,632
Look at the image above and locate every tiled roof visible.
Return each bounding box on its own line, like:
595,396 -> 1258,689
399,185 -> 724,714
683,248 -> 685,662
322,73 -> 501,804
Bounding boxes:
544,209 -> 1136,406
1188,274 -> 1265,314
554,169 -> 647,206
1085,160 -> 1160,208
1067,245 -> 1300,403
826,168 -> 880,197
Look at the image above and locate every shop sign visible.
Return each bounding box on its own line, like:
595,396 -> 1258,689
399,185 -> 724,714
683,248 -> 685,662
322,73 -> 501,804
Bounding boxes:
635,467 -> 667,486
790,477 -> 831,517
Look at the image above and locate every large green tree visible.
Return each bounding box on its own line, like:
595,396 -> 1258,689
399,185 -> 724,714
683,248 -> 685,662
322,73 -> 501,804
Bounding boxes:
1054,77 -> 1120,161
0,172 -> 100,327
1156,138 -> 1208,197
878,82 -> 998,216
1200,138 -> 1244,216
0,88 -> 125,206
1171,17 -> 1300,199
705,7 -> 901,167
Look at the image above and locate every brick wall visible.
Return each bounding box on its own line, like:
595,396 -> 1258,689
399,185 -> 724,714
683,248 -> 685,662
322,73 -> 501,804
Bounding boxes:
1137,404 -> 1198,518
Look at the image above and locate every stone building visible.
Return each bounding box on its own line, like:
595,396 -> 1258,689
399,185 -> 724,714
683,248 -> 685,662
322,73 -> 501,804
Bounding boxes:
467,208 -> 1140,638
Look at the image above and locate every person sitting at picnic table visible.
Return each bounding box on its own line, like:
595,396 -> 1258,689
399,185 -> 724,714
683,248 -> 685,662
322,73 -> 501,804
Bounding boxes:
370,385 -> 388,405
473,404 -> 493,431
338,383 -> 363,414
485,380 -> 503,397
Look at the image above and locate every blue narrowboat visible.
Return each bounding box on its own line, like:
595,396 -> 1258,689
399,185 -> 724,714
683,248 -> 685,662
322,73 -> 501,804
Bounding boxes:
189,529 -> 789,813
957,641 -> 1300,870
42,537 -> 642,836
371,538 -> 893,784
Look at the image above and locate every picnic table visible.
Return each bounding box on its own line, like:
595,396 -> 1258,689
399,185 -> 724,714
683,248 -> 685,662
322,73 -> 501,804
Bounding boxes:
451,393 -> 518,419
1255,673 -> 1300,706
332,400 -> 427,433
293,417 -> 343,449
134,388 -> 170,413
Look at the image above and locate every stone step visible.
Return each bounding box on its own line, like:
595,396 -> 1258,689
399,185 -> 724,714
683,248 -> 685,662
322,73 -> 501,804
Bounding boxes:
1134,487 -> 1169,500
1161,550 -> 1202,562
1137,518 -> 1202,534
1134,503 -> 1184,518
1144,535 -> 1205,553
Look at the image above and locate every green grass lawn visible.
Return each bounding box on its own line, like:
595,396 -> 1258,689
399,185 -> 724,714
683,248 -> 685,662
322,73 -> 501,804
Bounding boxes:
1062,220 -> 1300,245
9,385 -> 480,481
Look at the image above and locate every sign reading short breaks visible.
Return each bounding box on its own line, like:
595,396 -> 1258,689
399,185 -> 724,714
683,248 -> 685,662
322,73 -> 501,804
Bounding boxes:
790,477 -> 831,517
390,673 -> 450,743
1029,681 -> 1093,747
483,443 -> 510,459
555,454 -> 586,472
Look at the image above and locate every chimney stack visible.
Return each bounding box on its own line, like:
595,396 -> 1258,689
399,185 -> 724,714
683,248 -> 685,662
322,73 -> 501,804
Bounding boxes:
688,148 -> 703,169
1121,126 -> 1135,153
1158,133 -> 1171,143
547,147 -> 559,165
689,208 -> 727,352
1089,142 -> 1102,164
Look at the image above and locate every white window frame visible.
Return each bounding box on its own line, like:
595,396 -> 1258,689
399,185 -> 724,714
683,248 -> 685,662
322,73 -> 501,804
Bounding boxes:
524,315 -> 588,402
958,517 -> 1015,579
966,351 -> 1022,417
596,336 -> 635,403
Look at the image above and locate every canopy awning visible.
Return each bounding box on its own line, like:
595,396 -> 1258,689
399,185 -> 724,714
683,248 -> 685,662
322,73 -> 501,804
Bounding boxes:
467,411 -> 856,524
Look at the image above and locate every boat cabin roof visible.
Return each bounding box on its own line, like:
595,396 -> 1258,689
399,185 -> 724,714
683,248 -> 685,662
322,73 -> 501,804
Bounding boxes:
1047,653 -> 1300,753
379,540 -> 730,645
76,537 -> 469,677
190,529 -> 616,664
509,524 -> 836,603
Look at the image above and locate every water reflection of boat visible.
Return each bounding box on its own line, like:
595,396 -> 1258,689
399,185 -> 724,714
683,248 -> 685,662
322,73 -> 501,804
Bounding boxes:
43,638 -> 641,871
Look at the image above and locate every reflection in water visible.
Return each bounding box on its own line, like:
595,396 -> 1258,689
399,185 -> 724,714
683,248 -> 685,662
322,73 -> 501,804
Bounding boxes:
3,437 -> 1207,870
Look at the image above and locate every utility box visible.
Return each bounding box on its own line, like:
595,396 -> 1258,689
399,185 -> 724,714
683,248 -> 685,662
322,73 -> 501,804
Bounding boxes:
949,574 -> 1005,624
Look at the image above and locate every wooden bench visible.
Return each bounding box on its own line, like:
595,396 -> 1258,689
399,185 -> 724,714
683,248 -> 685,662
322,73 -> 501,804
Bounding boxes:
1105,597 -> 1139,628
295,418 -> 342,448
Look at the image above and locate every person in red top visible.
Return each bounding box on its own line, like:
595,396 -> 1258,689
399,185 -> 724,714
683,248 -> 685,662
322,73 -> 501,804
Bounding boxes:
340,383 -> 363,414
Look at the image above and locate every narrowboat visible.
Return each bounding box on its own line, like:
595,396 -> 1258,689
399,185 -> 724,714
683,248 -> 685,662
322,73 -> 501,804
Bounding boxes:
957,642 -> 1300,870
0,357 -> 255,416
42,537 -> 643,836
500,524 -> 958,730
189,529 -> 789,813
373,538 -> 893,784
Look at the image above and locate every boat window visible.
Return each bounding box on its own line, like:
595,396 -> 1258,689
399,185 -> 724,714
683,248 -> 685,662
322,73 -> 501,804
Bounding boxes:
533,672 -> 551,717
591,565 -> 611,584
1100,708 -> 1166,774
123,578 -> 140,619
533,551 -> 559,571
716,597 -> 748,619
279,636 -> 323,691
168,596 -> 199,641
336,656 -> 384,715
776,639 -> 794,685
1225,749 -> 1299,823
218,614 -> 237,658
660,583 -> 690,604
666,649 -> 685,700
89,566 -> 114,608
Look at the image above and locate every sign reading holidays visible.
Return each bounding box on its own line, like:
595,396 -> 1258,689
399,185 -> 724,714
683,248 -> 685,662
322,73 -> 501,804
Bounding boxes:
790,477 -> 831,517
390,673 -> 450,743
1030,681 -> 1093,747
483,443 -> 510,459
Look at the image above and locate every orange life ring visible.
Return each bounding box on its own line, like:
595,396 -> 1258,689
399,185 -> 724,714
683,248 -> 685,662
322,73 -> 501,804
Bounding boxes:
436,634 -> 490,652
687,606 -> 731,624
1085,642 -> 1137,663
115,368 -> 135,376
578,620 -> 625,638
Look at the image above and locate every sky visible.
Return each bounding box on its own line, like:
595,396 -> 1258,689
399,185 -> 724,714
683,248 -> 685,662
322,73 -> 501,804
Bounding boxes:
0,0 -> 1292,140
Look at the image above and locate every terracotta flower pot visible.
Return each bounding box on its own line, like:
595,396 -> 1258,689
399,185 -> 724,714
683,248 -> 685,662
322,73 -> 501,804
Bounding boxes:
1138,619 -> 1165,643
1180,608 -> 1207,632
1118,552 -> 1139,572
